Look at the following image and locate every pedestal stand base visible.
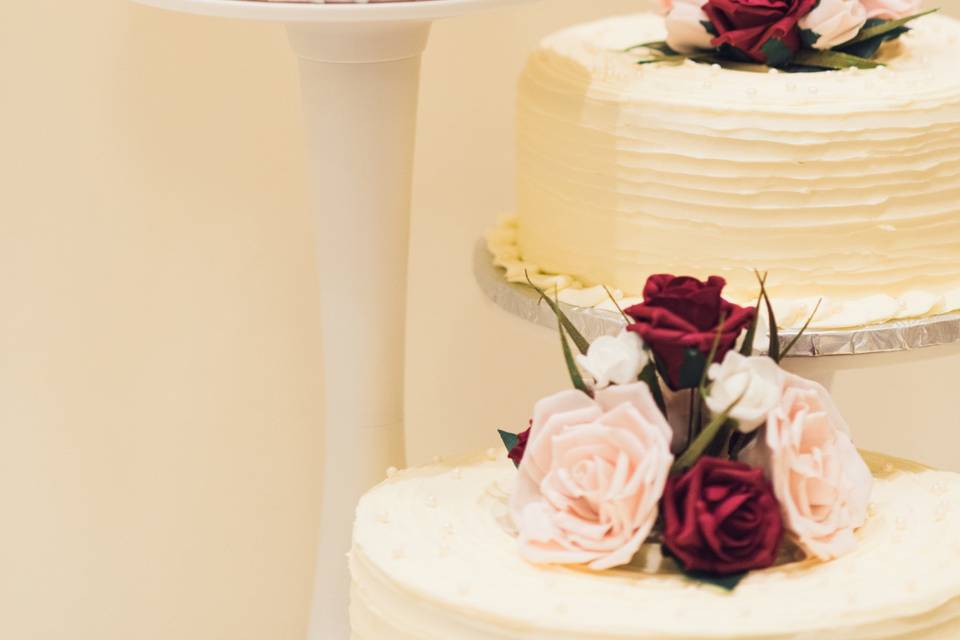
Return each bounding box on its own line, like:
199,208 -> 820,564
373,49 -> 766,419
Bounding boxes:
132,1 -> 537,638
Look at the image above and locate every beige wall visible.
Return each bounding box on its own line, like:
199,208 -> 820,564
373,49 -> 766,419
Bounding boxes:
1,1 -> 958,639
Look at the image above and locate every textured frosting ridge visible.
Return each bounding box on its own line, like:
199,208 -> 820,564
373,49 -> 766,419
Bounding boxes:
350,454 -> 960,639
508,13 -> 960,329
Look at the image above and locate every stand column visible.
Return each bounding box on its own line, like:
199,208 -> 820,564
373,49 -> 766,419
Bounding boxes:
286,21 -> 431,639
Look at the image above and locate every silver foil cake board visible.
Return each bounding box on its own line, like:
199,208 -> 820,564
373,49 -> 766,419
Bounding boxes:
474,241 -> 960,358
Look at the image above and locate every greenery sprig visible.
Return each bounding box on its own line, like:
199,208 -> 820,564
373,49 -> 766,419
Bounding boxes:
627,9 -> 936,71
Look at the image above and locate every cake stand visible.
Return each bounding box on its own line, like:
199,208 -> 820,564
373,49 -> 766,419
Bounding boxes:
132,1 -> 535,637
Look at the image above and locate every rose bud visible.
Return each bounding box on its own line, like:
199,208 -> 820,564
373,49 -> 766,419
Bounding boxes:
799,0 -> 868,49
625,275 -> 755,391
666,0 -> 717,54
576,329 -> 649,390
705,351 -> 786,433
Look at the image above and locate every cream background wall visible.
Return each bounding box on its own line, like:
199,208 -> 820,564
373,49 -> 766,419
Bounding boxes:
1,1 -> 957,638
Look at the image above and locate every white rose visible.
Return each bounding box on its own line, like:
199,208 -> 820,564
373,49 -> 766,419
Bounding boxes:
576,330 -> 649,389
666,0 -> 715,55
799,0 -> 868,50
704,351 -> 785,433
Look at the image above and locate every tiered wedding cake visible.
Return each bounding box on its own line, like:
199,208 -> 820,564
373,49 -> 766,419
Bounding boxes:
487,12 -> 960,329
351,6 -> 960,639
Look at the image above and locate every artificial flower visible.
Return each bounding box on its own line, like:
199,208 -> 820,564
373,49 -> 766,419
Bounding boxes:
625,275 -> 756,391
576,329 -> 649,390
704,0 -> 820,65
666,0 -> 717,54
662,456 -> 783,575
510,383 -> 673,570
705,351 -> 786,433
799,0 -> 868,49
741,374 -> 873,560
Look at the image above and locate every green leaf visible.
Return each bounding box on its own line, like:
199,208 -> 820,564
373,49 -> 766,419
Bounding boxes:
498,429 -> 519,455
636,55 -> 688,66
739,284 -> 766,357
838,18 -> 908,58
639,362 -> 667,415
779,298 -> 822,360
673,393 -> 744,472
684,570 -> 748,591
701,20 -> 719,37
603,285 -> 632,324
661,546 -> 749,590
525,273 -> 590,356
677,348 -> 708,390
844,9 -> 938,45
559,316 -> 592,395
632,46 -> 758,69
705,421 -> 735,457
755,271 -> 780,362
799,28 -> 820,49
698,315 -> 727,394
717,43 -> 755,64
625,40 -> 676,54
760,38 -> 794,68
728,428 -> 759,460
792,49 -> 883,70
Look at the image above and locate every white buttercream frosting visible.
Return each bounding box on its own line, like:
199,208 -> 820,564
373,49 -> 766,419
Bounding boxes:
350,454 -> 960,639
502,13 -> 960,329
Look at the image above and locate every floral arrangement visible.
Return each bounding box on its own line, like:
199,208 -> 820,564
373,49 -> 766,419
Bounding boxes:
631,0 -> 936,70
498,273 -> 873,587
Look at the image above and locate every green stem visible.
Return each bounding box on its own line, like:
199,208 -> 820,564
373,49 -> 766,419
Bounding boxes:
780,298 -> 822,360
673,391 -> 745,472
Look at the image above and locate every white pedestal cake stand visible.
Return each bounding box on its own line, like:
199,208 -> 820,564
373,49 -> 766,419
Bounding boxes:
132,1 -> 534,637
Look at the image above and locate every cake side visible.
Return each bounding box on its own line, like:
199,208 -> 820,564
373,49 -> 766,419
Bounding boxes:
505,13 -> 960,329
349,455 -> 960,639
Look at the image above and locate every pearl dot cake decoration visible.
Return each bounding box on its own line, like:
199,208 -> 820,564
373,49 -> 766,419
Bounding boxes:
351,454 -> 960,639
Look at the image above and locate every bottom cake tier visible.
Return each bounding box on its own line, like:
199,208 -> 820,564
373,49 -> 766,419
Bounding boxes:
350,452 -> 960,639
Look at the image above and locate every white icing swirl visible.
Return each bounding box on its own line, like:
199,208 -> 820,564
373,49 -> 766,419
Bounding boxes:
350,455 -> 960,639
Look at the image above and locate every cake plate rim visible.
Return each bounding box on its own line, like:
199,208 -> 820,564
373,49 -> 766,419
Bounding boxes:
474,240 -> 960,358
133,0 -> 536,22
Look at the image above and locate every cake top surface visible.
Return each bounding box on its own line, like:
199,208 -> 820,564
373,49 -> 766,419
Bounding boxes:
534,13 -> 960,113
352,454 -> 960,639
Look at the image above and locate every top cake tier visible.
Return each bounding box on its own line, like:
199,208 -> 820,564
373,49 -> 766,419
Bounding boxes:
511,13 -> 960,329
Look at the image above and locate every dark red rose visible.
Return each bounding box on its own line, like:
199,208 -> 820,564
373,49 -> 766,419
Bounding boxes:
625,275 -> 755,390
704,0 -> 818,65
508,423 -> 531,467
662,457 -> 783,576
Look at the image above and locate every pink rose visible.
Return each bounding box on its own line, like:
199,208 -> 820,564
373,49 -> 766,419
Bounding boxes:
742,374 -> 873,560
860,0 -> 921,19
510,383 -> 674,570
798,0 -> 868,49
